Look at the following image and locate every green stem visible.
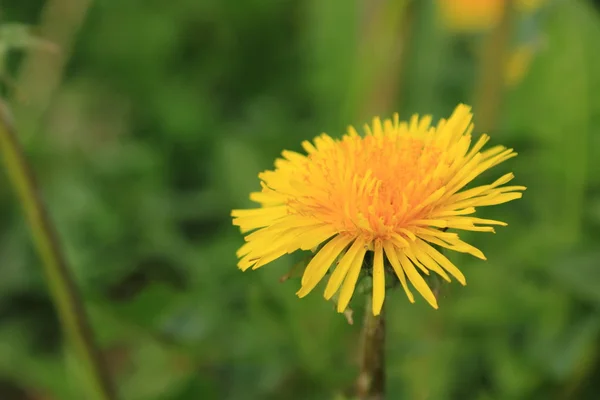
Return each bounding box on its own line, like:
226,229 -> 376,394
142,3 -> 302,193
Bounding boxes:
474,0 -> 515,133
0,101 -> 117,400
344,0 -> 410,122
356,297 -> 385,400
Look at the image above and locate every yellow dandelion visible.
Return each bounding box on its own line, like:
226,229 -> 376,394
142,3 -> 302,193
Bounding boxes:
437,0 -> 546,32
231,104 -> 525,316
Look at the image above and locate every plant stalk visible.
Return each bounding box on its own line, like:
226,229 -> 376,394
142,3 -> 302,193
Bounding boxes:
356,297 -> 385,400
0,101 -> 117,400
474,0 -> 515,134
13,0 -> 93,139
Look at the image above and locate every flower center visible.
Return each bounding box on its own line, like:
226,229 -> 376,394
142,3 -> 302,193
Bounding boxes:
289,133 -> 450,240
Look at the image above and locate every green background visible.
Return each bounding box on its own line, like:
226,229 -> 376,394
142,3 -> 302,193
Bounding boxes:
1,0 -> 600,399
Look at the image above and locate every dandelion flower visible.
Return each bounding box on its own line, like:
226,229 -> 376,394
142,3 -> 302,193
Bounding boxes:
437,0 -> 545,32
232,104 -> 525,315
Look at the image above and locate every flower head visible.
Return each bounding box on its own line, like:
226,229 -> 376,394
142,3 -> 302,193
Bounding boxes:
437,0 -> 545,32
232,104 -> 525,315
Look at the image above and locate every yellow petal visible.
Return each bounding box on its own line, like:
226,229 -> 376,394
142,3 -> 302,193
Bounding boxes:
372,240 -> 385,315
293,224 -> 338,252
337,245 -> 368,313
297,235 -> 353,296
383,241 -> 414,303
324,237 -> 367,300
415,239 -> 466,285
398,251 -> 438,309
405,246 -> 450,282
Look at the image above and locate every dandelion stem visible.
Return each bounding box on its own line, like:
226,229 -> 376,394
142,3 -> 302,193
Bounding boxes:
474,0 -> 515,133
0,100 -> 117,400
356,297 -> 385,400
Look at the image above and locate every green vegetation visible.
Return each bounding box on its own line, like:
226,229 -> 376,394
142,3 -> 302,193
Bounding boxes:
1,0 -> 600,399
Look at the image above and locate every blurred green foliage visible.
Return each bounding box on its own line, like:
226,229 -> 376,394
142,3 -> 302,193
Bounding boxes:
1,0 -> 600,399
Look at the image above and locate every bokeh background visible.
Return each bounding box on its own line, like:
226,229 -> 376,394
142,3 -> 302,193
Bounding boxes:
1,0 -> 600,399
